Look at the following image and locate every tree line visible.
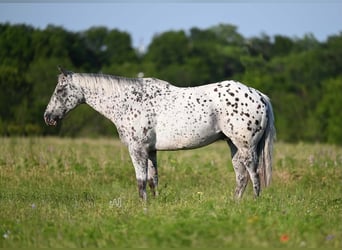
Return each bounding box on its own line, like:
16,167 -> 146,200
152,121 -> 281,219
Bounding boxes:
1,23 -> 341,144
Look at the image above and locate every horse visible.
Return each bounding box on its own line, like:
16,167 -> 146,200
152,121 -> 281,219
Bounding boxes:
44,67 -> 276,200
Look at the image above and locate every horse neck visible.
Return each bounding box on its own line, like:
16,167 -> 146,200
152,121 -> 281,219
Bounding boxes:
74,73 -> 139,123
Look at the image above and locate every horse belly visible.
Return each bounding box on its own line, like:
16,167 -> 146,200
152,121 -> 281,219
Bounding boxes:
154,116 -> 221,150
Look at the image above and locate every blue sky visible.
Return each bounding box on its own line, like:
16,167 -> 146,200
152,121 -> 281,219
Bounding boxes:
1,1 -> 341,48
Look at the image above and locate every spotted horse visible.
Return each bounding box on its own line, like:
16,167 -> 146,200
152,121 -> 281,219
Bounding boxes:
44,67 -> 276,200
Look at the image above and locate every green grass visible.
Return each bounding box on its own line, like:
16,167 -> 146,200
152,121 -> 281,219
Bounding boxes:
0,137 -> 341,247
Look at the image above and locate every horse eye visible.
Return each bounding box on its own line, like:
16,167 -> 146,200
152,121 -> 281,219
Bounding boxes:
56,85 -> 67,94
56,89 -> 67,96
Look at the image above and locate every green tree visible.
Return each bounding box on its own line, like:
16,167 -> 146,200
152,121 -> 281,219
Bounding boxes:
0,23 -> 34,69
32,25 -> 71,60
293,33 -> 319,52
209,24 -> 244,46
83,26 -> 109,70
105,29 -> 138,66
272,35 -> 294,57
0,65 -> 31,135
245,33 -> 272,60
146,31 -> 189,69
315,77 -> 342,144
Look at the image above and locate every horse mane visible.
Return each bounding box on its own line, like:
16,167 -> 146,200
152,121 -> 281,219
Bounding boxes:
72,73 -> 144,93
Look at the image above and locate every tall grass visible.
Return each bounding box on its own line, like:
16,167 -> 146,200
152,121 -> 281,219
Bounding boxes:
0,137 -> 341,247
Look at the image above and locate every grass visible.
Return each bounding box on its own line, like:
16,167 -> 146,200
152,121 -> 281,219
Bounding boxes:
0,137 -> 341,247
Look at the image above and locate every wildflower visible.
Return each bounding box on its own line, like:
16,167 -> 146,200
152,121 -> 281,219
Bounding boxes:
31,203 -> 36,209
280,234 -> 289,243
3,231 -> 10,239
196,191 -> 203,200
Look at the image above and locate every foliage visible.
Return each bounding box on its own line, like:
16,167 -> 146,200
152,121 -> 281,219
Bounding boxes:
0,23 -> 341,143
0,138 -> 341,247
316,77 -> 342,143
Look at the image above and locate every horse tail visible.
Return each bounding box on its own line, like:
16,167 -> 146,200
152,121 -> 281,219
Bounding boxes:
257,94 -> 276,188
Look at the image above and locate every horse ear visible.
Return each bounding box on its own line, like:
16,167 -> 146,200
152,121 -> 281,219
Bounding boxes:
57,66 -> 68,76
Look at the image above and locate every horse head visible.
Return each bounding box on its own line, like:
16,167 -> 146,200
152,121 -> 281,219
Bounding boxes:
44,67 -> 85,126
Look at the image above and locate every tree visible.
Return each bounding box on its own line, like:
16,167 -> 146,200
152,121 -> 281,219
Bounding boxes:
209,24 -> 244,46
0,65 -> 30,119
0,65 -> 31,135
82,26 -> 109,70
146,31 -> 189,69
315,77 -> 342,144
245,33 -> 272,60
32,25 -> 71,60
272,35 -> 294,57
105,29 -> 138,65
0,23 -> 34,69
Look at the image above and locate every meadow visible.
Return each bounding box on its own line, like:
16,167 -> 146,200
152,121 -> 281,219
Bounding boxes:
0,137 -> 341,247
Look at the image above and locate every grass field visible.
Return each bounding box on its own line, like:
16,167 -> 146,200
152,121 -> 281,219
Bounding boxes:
0,137 -> 341,247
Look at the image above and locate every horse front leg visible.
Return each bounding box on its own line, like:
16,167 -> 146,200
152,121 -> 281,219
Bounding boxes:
147,150 -> 158,197
128,147 -> 148,200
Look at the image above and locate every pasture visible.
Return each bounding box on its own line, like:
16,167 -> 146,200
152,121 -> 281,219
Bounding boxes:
0,137 -> 341,247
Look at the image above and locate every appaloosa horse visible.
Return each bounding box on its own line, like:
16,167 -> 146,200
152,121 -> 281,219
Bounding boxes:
44,67 -> 276,200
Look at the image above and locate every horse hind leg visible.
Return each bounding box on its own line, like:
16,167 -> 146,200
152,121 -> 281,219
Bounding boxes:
228,141 -> 249,199
233,160 -> 249,199
241,147 -> 260,198
147,150 -> 158,197
228,141 -> 260,198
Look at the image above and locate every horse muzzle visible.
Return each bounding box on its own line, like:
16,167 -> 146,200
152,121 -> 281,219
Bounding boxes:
44,113 -> 59,126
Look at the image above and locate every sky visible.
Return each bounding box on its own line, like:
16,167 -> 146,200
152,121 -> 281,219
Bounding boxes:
0,1 -> 341,49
